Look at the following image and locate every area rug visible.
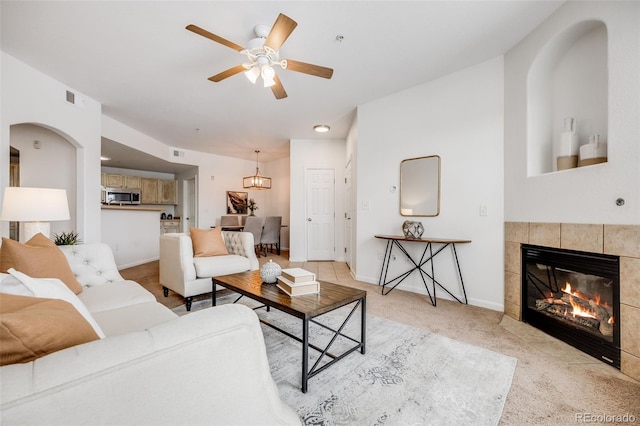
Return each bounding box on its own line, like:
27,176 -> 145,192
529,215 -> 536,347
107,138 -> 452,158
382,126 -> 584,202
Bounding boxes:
174,298 -> 517,425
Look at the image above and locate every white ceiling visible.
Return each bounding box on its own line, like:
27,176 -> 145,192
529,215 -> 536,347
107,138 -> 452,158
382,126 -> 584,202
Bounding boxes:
1,1 -> 563,171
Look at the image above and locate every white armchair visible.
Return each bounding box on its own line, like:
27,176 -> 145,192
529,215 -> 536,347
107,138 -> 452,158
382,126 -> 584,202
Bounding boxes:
159,231 -> 259,310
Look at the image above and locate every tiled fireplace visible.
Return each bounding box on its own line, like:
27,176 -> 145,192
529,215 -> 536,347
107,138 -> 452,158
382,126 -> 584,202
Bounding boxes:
504,222 -> 640,381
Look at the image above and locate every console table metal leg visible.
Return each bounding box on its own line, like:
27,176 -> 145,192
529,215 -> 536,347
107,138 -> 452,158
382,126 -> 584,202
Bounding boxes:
378,240 -> 393,292
361,297 -> 366,354
429,243 -> 436,306
451,244 -> 468,304
212,280 -> 217,307
302,318 -> 309,393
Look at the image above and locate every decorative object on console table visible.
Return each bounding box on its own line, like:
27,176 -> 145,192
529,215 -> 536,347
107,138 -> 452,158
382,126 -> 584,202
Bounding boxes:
280,267 -> 315,283
276,275 -> 320,296
0,187 -> 70,242
402,220 -> 424,239
260,259 -> 281,284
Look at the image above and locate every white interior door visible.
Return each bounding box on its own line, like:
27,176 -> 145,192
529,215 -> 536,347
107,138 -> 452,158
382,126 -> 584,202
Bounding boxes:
306,168 -> 335,261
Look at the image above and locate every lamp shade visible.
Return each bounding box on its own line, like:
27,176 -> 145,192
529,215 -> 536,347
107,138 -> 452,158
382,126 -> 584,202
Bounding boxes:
0,187 -> 70,222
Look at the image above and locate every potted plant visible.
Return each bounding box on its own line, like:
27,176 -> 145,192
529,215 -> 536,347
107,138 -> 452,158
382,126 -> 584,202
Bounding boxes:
52,231 -> 81,246
247,199 -> 258,216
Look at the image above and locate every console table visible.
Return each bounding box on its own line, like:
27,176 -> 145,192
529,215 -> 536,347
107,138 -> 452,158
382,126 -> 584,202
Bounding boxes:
375,235 -> 471,306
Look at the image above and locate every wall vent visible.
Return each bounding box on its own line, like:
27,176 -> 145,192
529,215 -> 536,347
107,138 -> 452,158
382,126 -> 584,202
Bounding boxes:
65,90 -> 84,108
66,90 -> 75,104
171,148 -> 185,158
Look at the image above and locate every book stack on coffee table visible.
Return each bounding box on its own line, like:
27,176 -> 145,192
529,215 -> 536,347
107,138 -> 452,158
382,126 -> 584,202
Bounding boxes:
277,268 -> 319,296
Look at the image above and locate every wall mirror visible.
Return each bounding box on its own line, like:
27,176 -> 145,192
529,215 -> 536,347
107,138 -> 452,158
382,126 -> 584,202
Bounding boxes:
400,155 -> 440,217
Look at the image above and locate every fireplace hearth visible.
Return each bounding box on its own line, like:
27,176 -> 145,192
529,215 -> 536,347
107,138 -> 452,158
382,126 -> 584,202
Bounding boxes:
521,244 -> 620,368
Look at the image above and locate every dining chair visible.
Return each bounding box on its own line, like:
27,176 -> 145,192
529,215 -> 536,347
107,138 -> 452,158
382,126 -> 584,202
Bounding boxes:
242,216 -> 263,257
220,215 -> 239,227
260,216 -> 282,255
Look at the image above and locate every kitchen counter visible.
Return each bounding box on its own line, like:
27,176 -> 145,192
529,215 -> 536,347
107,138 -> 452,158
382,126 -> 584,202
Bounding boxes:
101,205 -> 165,212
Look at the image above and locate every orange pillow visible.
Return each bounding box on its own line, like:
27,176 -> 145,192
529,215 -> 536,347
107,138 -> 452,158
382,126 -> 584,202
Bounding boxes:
190,227 -> 229,257
0,293 -> 99,366
0,234 -> 83,294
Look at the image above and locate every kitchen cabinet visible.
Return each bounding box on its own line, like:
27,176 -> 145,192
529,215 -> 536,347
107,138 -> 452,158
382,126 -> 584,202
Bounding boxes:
140,178 -> 158,204
102,173 -> 141,189
158,179 -> 177,205
123,175 -> 141,189
101,173 -> 177,205
104,173 -> 124,188
160,220 -> 181,234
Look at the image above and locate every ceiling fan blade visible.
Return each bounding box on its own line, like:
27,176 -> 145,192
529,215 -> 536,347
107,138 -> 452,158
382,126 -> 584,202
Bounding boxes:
285,59 -> 334,79
271,74 -> 288,99
186,24 -> 245,52
264,14 -> 298,51
208,65 -> 246,82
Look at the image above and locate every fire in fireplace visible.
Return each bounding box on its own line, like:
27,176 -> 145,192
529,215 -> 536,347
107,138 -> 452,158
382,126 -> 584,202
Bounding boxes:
521,244 -> 620,368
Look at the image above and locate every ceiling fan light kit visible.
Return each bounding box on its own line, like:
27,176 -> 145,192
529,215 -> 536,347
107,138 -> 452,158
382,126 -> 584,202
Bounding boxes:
243,150 -> 272,190
187,13 -> 333,99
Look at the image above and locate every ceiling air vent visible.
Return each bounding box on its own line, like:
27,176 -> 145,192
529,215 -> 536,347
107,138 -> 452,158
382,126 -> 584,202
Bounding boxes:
171,148 -> 185,158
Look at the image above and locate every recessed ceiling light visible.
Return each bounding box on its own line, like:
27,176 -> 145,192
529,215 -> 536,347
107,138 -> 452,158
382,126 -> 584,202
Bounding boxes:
100,156 -> 111,161
314,124 -> 331,133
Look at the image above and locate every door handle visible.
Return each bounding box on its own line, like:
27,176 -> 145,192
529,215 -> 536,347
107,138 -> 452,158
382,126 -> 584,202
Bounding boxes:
307,218 -> 312,221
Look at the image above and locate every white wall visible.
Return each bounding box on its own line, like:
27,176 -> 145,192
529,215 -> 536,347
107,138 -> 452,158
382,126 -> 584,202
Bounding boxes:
504,1 -> 640,224
290,139 -> 346,262
263,156 -> 291,250
1,53 -> 102,242
10,124 -> 77,239
355,57 -> 505,311
101,209 -> 162,269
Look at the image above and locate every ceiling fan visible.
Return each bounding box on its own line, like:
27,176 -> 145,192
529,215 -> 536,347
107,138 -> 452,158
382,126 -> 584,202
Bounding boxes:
186,13 -> 333,99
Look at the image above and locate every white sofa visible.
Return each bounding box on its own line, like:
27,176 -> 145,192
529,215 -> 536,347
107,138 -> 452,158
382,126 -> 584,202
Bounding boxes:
159,232 -> 259,311
0,242 -> 299,425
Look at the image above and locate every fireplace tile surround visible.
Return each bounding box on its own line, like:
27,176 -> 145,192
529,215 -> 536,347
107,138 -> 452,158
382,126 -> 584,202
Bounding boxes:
504,222 -> 640,381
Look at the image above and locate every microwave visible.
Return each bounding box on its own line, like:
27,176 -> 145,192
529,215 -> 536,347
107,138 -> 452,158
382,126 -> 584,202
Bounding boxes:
104,188 -> 141,205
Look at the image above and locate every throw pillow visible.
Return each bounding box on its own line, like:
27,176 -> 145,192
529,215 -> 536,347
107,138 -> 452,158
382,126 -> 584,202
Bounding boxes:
6,268 -> 105,338
0,293 -> 99,366
0,234 -> 83,294
190,227 -> 229,257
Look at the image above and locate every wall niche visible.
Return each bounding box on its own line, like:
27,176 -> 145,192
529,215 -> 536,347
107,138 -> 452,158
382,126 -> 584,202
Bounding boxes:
527,20 -> 608,176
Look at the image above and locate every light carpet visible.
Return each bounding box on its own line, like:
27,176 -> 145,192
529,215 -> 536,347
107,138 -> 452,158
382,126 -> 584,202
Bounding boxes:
174,298 -> 517,425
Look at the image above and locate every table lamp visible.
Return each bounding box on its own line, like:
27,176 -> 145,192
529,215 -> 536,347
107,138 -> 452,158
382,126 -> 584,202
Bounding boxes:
0,187 -> 70,242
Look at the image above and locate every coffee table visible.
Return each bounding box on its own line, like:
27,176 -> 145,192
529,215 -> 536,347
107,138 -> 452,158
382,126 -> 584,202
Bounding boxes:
212,271 -> 366,393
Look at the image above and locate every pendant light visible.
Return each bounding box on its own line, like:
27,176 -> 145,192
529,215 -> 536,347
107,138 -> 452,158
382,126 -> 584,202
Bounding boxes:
243,150 -> 272,190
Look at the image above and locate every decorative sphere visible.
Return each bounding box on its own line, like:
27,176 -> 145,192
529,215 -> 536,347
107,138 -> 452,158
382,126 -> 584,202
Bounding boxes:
402,221 -> 424,239
260,259 -> 281,284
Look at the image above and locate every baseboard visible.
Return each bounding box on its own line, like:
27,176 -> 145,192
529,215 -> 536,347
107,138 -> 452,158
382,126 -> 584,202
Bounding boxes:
118,256 -> 159,270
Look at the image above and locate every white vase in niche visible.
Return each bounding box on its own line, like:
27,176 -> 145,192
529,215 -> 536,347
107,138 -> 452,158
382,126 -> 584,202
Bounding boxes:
579,134 -> 607,166
556,117 -> 579,171
260,259 -> 281,284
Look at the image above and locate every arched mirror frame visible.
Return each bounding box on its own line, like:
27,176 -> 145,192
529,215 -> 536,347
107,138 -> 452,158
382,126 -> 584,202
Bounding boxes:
400,155 -> 441,217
